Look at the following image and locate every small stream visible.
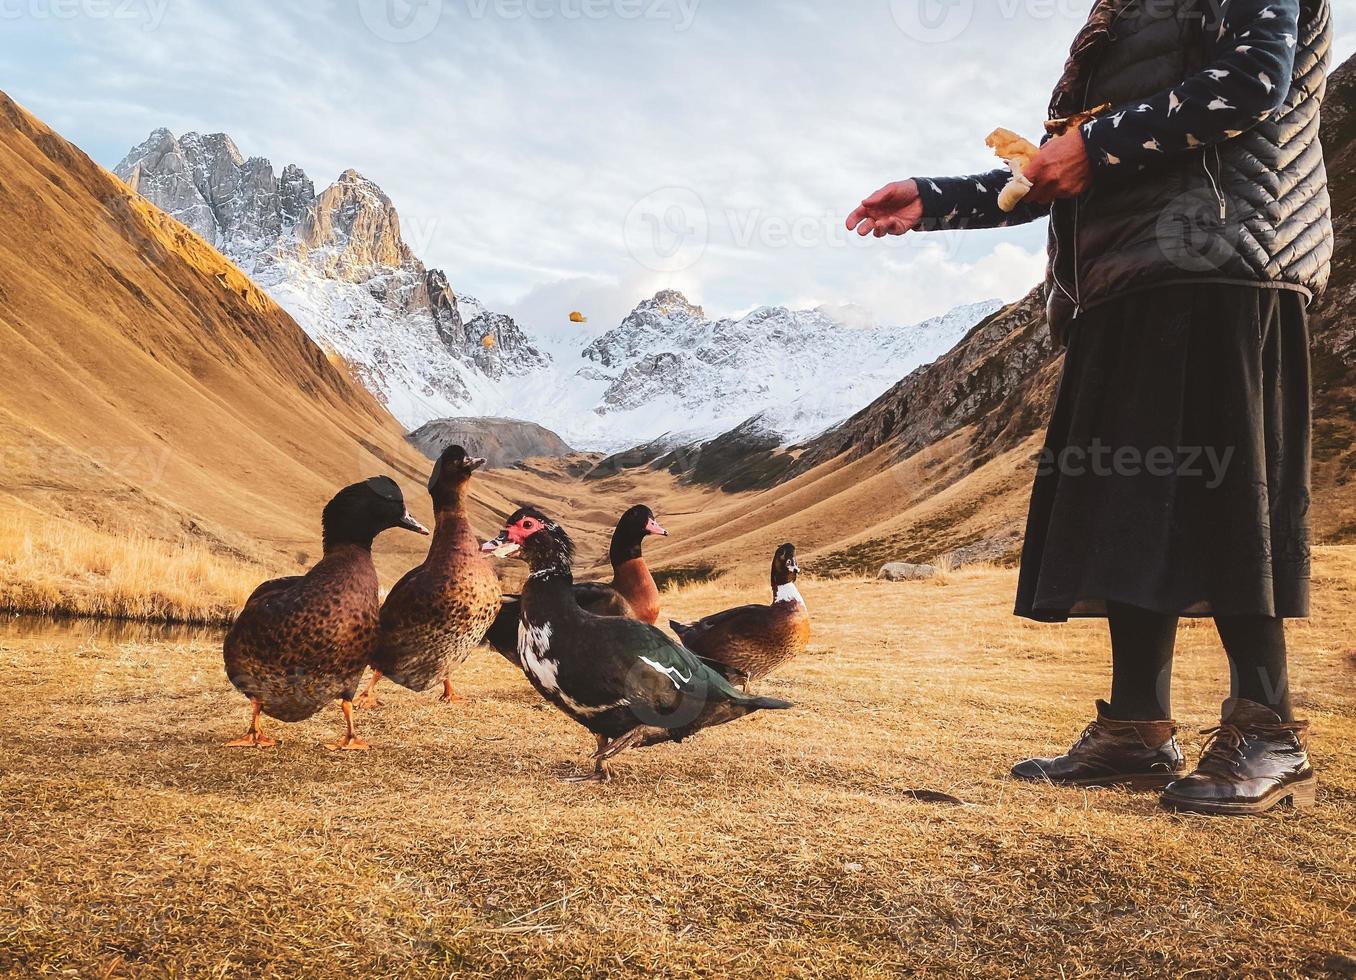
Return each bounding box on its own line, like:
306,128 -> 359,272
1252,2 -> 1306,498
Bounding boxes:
0,612 -> 225,650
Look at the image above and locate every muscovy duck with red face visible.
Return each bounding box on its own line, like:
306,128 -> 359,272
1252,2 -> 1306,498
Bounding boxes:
482,507 -> 792,782
670,543 -> 809,693
483,504 -> 669,667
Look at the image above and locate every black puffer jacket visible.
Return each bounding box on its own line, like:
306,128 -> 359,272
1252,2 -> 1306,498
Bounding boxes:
916,0 -> 1333,342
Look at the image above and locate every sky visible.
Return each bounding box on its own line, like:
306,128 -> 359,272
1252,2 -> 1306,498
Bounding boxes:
4,0 -> 1354,335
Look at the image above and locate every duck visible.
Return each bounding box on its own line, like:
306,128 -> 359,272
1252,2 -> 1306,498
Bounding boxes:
481,507 -> 792,782
357,446 -> 503,708
669,543 -> 809,693
222,477 -> 429,750
483,504 -> 669,666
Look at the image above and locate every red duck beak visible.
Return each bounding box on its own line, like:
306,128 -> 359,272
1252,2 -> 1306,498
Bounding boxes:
645,517 -> 669,537
398,512 -> 431,536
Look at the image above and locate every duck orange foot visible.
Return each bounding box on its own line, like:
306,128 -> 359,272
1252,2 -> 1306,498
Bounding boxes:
224,731 -> 278,749
224,701 -> 278,748
438,680 -> 464,704
325,701 -> 371,751
325,735 -> 372,752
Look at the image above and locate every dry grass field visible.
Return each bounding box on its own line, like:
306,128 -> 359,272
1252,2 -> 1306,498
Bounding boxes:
3,551 -> 1353,978
0,511 -> 264,624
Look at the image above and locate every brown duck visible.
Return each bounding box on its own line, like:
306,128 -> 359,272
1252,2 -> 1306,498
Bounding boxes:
222,478 -> 429,750
483,504 -> 668,666
358,446 -> 502,707
670,543 -> 809,693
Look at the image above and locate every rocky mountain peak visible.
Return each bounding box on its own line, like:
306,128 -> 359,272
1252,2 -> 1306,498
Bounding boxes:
290,168 -> 412,278
646,289 -> 704,318
115,127 -> 550,428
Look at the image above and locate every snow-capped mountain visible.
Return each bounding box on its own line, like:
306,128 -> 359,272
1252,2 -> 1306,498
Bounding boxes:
114,129 -> 547,425
114,128 -> 1000,454
573,290 -> 1002,446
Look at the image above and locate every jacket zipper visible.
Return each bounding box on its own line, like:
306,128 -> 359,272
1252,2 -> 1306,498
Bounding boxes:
1070,68 -> 1098,318
1204,146 -> 1226,220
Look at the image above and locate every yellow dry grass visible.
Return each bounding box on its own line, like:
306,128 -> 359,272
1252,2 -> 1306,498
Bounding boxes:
2,550 -> 1353,978
0,511 -> 262,624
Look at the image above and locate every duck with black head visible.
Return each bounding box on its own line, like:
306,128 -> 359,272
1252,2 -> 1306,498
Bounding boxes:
358,445 -> 502,708
222,477 -> 429,750
482,507 -> 793,783
670,543 -> 809,693
483,504 -> 669,666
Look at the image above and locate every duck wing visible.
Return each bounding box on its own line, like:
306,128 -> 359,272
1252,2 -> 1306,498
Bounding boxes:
241,575 -> 305,610
489,583 -> 635,666
583,617 -> 790,717
669,603 -> 772,655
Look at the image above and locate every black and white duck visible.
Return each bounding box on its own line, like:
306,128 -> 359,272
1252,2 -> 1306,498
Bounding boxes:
481,506 -> 792,782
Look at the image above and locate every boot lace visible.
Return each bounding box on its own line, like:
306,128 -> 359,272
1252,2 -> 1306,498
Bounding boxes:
1197,720 -> 1301,776
1197,723 -> 1247,776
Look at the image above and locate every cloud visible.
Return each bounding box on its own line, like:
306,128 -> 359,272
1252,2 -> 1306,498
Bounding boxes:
8,0 -> 1353,328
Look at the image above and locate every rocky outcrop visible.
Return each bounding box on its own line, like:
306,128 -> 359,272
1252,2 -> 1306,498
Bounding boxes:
290,169 -> 411,277
1307,54 -> 1356,539
790,288 -> 1058,477
878,563 -> 938,581
407,417 -> 574,469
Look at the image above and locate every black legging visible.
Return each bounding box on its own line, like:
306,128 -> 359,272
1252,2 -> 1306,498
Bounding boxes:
1106,601 -> 1294,722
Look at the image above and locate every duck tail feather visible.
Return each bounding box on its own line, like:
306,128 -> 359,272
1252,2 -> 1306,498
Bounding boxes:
748,696 -> 794,711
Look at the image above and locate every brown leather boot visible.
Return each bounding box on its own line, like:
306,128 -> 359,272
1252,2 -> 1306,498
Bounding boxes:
1011,700 -> 1186,789
1161,699 -> 1317,815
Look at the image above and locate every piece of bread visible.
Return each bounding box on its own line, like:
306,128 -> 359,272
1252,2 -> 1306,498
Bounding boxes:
986,128 -> 1039,170
986,128 -> 1040,212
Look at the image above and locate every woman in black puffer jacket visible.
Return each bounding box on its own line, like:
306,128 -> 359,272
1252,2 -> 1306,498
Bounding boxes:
848,0 -> 1331,816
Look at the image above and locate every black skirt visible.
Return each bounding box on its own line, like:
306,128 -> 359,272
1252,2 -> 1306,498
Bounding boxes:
1015,284 -> 1312,622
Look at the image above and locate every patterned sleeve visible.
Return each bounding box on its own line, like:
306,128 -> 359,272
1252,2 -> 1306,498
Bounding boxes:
914,169 -> 1052,231
1080,0 -> 1300,171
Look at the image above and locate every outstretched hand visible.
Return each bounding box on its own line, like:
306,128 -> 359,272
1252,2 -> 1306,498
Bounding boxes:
845,179 -> 923,238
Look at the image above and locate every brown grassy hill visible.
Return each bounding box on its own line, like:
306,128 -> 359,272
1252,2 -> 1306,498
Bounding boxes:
0,92 -> 640,620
